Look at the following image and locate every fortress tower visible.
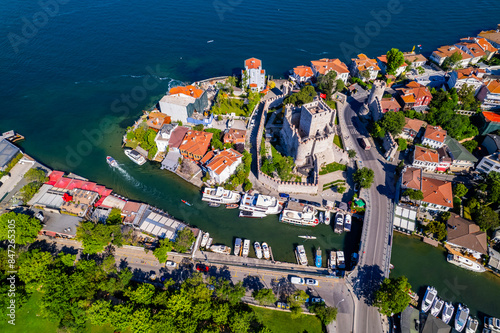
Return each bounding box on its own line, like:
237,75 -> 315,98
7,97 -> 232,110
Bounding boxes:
368,80 -> 386,122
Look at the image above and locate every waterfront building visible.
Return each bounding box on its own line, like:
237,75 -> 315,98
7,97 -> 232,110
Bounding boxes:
178,130 -> 213,161
138,209 -> 188,240
380,97 -> 402,113
201,148 -> 243,184
430,45 -> 472,67
99,195 -> 127,210
459,37 -> 498,61
350,54 -> 380,81
476,152 -> 500,174
310,58 -> 350,84
167,126 -> 189,153
478,111 -> 500,135
393,204 -> 417,234
0,137 -> 21,171
454,40 -> 487,65
395,81 -> 433,111
223,128 -> 246,145
376,54 -> 408,76
478,25 -> 500,49
154,123 -> 178,153
447,214 -> 487,259
401,117 -> 426,141
146,111 -> 171,131
444,136 -> 477,172
412,146 -> 439,172
158,85 -> 209,123
477,80 -> 500,110
291,65 -> 314,83
487,247 -> 500,274
403,52 -> 428,68
481,134 -> 500,154
242,57 -> 266,92
40,212 -> 81,239
121,201 -> 148,226
447,68 -> 486,96
422,125 -> 447,149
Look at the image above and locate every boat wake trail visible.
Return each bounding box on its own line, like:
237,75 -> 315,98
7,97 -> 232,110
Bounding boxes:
296,48 -> 329,56
113,165 -> 165,198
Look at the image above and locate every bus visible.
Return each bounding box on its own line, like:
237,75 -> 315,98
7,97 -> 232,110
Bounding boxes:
359,137 -> 371,150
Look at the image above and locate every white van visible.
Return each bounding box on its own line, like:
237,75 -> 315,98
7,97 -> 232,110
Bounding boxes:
290,276 -> 305,285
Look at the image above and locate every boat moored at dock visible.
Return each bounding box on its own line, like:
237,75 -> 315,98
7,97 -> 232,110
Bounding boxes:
202,187 -> 241,204
200,232 -> 210,248
206,237 -> 213,248
262,242 -> 270,260
239,193 -> 282,215
226,203 -> 238,209
421,286 -> 437,313
334,212 -> 344,233
324,211 -> 330,225
455,304 -> 469,332
298,235 -> 316,240
242,239 -> 250,257
254,242 -> 263,259
239,210 -> 267,218
336,251 -> 345,269
315,247 -> 322,268
442,302 -> 454,324
430,297 -> 444,317
210,244 -> 231,254
124,149 -> 147,165
329,251 -> 337,270
466,317 -> 478,333
279,201 -> 319,226
296,245 -> 308,266
208,202 -> 220,207
344,214 -> 352,232
234,238 -> 242,256
447,254 -> 486,272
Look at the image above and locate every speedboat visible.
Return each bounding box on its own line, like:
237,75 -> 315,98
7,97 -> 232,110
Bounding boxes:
242,239 -> 250,257
334,212 -> 344,233
106,156 -> 118,167
324,211 -> 331,225
234,238 -> 242,256
254,242 -> 263,259
430,297 -> 444,317
239,210 -> 266,218
226,203 -> 238,209
336,251 -> 345,269
447,254 -> 486,272
206,237 -> 213,248
296,245 -> 308,265
210,245 -> 231,254
262,242 -> 270,259
329,251 -> 337,269
421,286 -> 437,313
124,149 -> 147,165
455,304 -> 469,332
315,247 -> 322,268
200,232 -> 209,248
208,202 -> 220,207
298,235 -> 316,240
344,214 -> 352,232
442,302 -> 454,324
466,317 -> 478,333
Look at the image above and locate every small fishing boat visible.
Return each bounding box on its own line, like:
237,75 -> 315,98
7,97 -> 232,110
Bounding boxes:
296,245 -> 308,265
254,242 -> 263,259
430,297 -> 444,317
226,203 -> 239,209
466,317 -> 478,333
206,237 -> 213,248
208,202 -> 220,207
106,156 -> 118,167
181,199 -> 192,206
200,232 -> 209,248
262,242 -> 270,259
442,302 -> 454,324
298,235 -> 317,240
455,304 -> 469,332
336,251 -> 345,269
234,238 -> 242,256
421,286 -> 437,313
329,251 -> 337,270
242,239 -> 250,257
315,247 -> 322,268
324,211 -> 331,225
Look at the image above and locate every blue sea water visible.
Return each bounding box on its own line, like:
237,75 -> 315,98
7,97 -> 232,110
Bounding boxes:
1,0 -> 500,317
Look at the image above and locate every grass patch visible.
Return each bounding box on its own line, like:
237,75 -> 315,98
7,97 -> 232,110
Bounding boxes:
326,100 -> 337,110
295,176 -> 302,183
334,114 -> 339,125
333,135 -> 343,149
212,98 -> 246,116
125,140 -> 139,149
463,206 -> 471,220
251,306 -> 323,333
319,162 -> 347,175
323,180 -> 346,190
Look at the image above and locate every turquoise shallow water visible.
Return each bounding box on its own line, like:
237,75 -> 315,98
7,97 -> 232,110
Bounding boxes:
1,0 -> 500,317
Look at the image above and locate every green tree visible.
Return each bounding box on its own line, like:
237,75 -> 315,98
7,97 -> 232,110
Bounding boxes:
76,221 -> 122,254
462,140 -> 478,153
348,149 -> 357,158
106,208 -> 123,225
457,84 -> 480,111
193,124 -> 204,131
243,179 -> 253,191
20,181 -> 43,202
425,221 -> 447,241
403,189 -> 424,201
454,183 -> 468,198
252,288 -> 277,305
0,211 -> 42,245
386,48 -> 405,75
173,228 -> 195,253
125,283 -> 156,305
153,238 -> 173,263
335,79 -> 345,92
24,168 -> 48,183
371,122 -> 386,138
353,167 -> 375,189
397,138 -> 407,151
373,276 -> 412,316
87,300 -> 112,326
309,304 -> 338,325
284,85 -> 317,106
18,249 -> 53,291
317,71 -> 337,98
215,280 -> 246,305
337,186 -> 346,194
379,110 -> 406,135
474,206 -> 500,231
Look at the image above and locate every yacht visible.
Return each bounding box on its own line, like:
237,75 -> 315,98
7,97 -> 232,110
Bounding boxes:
234,238 -> 242,256
200,232 -> 210,248
421,286 -> 437,313
442,302 -> 454,324
298,235 -> 316,240
466,317 -> 478,333
242,239 -> 250,257
124,149 -> 147,165
296,245 -> 308,266
106,156 -> 118,167
430,297 -> 444,317
324,211 -> 331,225
447,254 -> 486,272
239,193 -> 282,215
329,251 -> 337,270
336,251 -> 345,269
262,242 -> 271,260
239,210 -> 267,218
344,214 -> 352,232
279,202 -> 319,226
334,212 -> 344,233
210,245 -> 231,254
455,304 -> 470,332
202,187 -> 241,204
315,247 -> 322,268
206,238 -> 213,248
254,242 -> 263,259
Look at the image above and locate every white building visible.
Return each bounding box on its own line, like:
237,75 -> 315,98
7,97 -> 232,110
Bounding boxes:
477,80 -> 500,110
476,152 -> 500,174
412,146 -> 439,172
158,85 -> 209,123
430,45 -> 472,68
291,66 -> 314,83
202,148 -> 243,184
154,123 -> 178,152
422,125 -> 447,149
310,58 -> 350,84
447,68 -> 485,96
350,54 -> 380,81
242,58 -> 266,92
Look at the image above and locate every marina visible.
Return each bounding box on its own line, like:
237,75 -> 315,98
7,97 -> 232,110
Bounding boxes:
334,212 -> 344,234
315,247 -> 322,268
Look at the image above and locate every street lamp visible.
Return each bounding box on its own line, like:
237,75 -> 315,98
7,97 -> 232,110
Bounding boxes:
336,298 -> 345,308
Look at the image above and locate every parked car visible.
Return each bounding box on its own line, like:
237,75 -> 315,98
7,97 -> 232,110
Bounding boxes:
289,197 -> 299,203
196,263 -> 209,272
165,261 -> 177,268
311,297 -> 325,304
290,276 -> 305,285
35,211 -> 45,222
353,183 -> 359,192
305,278 -> 318,286
279,193 -> 290,199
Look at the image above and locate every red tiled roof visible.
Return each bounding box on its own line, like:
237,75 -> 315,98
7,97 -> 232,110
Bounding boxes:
223,129 -> 246,144
293,65 -> 314,78
249,83 -> 258,88
403,52 -> 428,63
169,85 -> 204,99
310,58 -> 349,75
454,68 -> 483,81
205,149 -> 243,175
447,214 -> 487,254
414,146 -> 439,163
433,45 -> 472,59
486,80 -> 500,94
460,37 -> 498,53
404,117 -> 426,132
421,177 -> 453,208
402,167 -> 422,190
179,130 -> 213,159
479,30 -> 500,47
352,54 -> 381,72
424,125 -> 447,143
482,111 -> 500,123
200,151 -> 215,165
245,57 -> 262,69
46,170 -> 64,185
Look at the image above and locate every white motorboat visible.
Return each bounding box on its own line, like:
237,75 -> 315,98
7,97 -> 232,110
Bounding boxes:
295,245 -> 308,265
455,304 -> 469,332
329,251 -> 337,270
234,238 -> 242,256
279,201 -> 319,226
202,187 -> 241,204
206,237 -> 213,248
200,232 -> 209,248
239,193 -> 282,215
210,245 -> 231,254
242,239 -> 250,257
336,251 -> 345,269
334,212 -> 344,233
262,242 -> 270,260
447,254 -> 486,272
430,297 -> 444,317
442,302 -> 454,324
466,317 -> 478,333
298,235 -> 316,239
124,149 -> 147,165
324,211 -> 331,225
239,210 -> 267,218
421,286 -> 437,313
344,214 -> 352,232
319,211 -> 324,223
254,242 -> 263,259
106,156 -> 118,167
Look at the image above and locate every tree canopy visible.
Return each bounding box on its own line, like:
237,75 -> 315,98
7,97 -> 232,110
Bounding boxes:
0,212 -> 42,245
353,167 -> 375,189
386,48 -> 405,75
373,276 -> 412,316
24,168 -> 48,183
474,206 -> 499,231
173,228 -> 195,253
454,183 -> 468,198
378,110 -> 406,136
284,85 -> 317,106
403,189 -> 423,201
76,221 -> 122,254
153,238 -> 173,263
252,288 -> 277,306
